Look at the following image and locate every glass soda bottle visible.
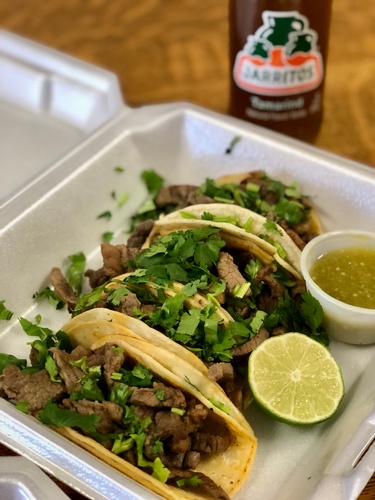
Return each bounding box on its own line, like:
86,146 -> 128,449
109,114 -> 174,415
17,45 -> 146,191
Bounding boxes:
229,0 -> 333,142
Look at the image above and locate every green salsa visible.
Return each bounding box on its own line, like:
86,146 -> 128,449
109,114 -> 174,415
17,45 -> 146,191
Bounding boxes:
310,247 -> 375,309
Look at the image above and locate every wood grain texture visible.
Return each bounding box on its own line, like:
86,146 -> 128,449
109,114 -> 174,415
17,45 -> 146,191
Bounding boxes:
0,1 -> 374,499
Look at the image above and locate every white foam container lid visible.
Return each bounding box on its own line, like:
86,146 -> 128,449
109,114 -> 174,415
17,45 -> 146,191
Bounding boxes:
0,29 -> 375,500
0,29 -> 124,208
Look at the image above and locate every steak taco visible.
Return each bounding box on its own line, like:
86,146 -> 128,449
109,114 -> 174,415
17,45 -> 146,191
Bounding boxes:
145,202 -> 303,279
61,307 -> 249,430
131,169 -> 322,249
1,319 -> 256,500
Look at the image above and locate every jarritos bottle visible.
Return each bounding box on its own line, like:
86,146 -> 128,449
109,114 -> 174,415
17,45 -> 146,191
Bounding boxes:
229,0 -> 333,142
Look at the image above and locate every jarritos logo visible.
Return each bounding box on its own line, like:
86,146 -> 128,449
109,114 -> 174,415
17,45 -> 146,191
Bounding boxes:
233,11 -> 324,96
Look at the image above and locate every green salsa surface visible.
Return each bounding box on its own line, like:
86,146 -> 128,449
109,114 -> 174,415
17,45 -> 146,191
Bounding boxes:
310,246 -> 375,309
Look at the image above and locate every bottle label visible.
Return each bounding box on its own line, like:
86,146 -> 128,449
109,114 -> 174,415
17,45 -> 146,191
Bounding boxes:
233,11 -> 324,96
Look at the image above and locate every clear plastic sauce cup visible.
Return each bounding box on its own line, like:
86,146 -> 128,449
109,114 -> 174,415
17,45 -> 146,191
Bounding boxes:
301,230 -> 375,345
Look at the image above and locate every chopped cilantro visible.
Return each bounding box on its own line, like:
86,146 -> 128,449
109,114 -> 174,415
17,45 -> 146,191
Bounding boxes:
245,182 -> 260,193
179,211 -> 198,220
117,192 -> 129,208
97,210 -> 112,220
232,282 -> 251,298
141,169 -> 164,197
224,135 -> 241,154
114,166 -> 125,173
184,376 -> 202,395
151,437 -> 164,454
69,356 -> 87,372
67,252 -> 86,295
200,211 -> 240,226
154,390 -> 165,401
102,232 -> 114,242
70,366 -> 104,402
0,353 -> 27,375
171,407 -> 185,416
112,435 -> 134,454
16,401 -> 29,413
33,287 -> 65,310
208,399 -> 231,415
151,457 -> 170,483
73,283 -> 108,315
136,199 -> 157,216
263,219 -> 283,235
110,382 -> 132,406
45,356 -> 61,383
299,291 -> 325,338
19,316 -> 72,368
117,365 -> 154,388
107,285 -> 132,306
243,216 -> 254,232
0,300 -> 14,320
176,475 -> 202,488
39,401 -> 100,434
197,173 -> 310,225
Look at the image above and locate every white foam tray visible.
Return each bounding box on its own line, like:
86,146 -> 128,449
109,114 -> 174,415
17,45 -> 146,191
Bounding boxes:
0,82 -> 375,499
0,456 -> 70,500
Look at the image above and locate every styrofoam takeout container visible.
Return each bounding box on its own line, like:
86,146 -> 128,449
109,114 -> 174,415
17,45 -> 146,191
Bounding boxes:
0,30 -> 375,500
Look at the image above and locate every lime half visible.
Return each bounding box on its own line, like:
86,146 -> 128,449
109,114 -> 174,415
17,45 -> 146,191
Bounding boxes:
248,332 -> 344,425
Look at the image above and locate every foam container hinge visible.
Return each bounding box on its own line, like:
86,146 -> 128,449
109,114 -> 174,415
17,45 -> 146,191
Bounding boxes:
0,29 -> 124,208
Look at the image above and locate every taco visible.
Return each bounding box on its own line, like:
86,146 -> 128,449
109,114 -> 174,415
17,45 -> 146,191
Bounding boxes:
131,169 -> 322,248
145,202 -> 303,279
61,307 -> 249,430
1,319 -> 257,500
214,171 -> 322,238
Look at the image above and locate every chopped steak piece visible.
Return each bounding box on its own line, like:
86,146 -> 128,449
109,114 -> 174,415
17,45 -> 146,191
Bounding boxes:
183,400 -> 209,434
119,292 -> 141,317
50,267 -> 78,312
217,252 -> 251,296
191,431 -> 231,454
101,243 -> 127,278
62,399 -> 123,434
230,327 -> 269,357
29,346 -> 40,366
184,451 -> 201,469
1,365 -> 65,412
87,343 -> 125,387
155,185 -> 200,208
152,411 -> 187,441
84,267 -> 108,288
50,345 -> 90,392
185,191 -> 214,206
127,219 -> 154,249
101,243 -> 138,278
290,280 -> 307,298
207,362 -> 235,384
255,263 -> 285,298
279,220 -> 306,250
271,325 -> 288,336
129,382 -> 186,408
222,379 -> 244,411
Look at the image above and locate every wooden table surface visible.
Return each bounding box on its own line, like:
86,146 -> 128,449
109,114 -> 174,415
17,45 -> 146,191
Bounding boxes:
0,1 -> 374,499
